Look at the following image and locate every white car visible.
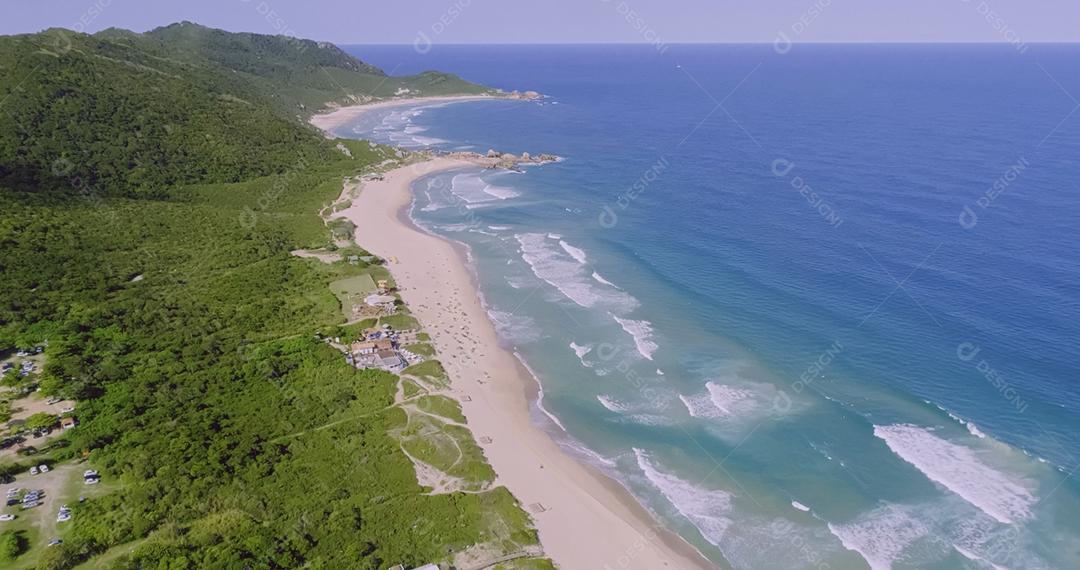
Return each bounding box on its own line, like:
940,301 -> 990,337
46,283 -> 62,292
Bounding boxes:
0,514 -> 14,521
29,467 -> 38,476
83,470 -> 99,478
84,477 -> 99,485
60,406 -> 75,413
39,464 -> 49,473
57,512 -> 71,522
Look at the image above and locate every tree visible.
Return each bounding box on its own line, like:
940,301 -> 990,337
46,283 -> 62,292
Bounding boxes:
25,412 -> 58,433
0,530 -> 27,562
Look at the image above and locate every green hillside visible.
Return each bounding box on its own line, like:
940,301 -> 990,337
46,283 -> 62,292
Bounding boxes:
0,24 -> 543,570
0,24 -> 494,198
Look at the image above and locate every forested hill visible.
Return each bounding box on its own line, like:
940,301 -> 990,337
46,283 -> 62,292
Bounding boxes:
0,24 -> 493,197
0,24 -> 545,570
136,21 -> 388,76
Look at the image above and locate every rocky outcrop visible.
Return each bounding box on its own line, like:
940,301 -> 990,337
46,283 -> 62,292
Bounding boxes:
504,90 -> 542,100
437,148 -> 561,171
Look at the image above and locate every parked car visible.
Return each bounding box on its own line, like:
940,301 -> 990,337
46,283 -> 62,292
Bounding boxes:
60,406 -> 75,413
0,514 -> 14,521
47,538 -> 62,547
57,512 -> 71,522
29,466 -> 38,476
39,464 -> 49,473
83,470 -> 99,478
85,477 -> 99,485
22,501 -> 38,509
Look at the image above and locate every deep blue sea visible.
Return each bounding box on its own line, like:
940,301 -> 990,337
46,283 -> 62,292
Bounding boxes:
336,44 -> 1080,569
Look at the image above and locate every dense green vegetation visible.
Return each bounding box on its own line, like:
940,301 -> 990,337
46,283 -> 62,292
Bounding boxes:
0,24 -> 544,570
0,23 -> 493,199
126,22 -> 495,116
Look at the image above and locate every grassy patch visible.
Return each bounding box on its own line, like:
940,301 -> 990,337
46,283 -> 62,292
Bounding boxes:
400,379 -> 424,400
399,414 -> 494,490
404,343 -> 435,358
415,395 -> 466,424
378,314 -> 419,331
402,360 -> 448,387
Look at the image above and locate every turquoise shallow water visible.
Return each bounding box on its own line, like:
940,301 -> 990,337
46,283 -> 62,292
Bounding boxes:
333,45 -> 1080,569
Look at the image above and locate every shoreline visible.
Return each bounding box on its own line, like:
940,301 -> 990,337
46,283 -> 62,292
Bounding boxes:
334,157 -> 713,570
309,94 -> 518,136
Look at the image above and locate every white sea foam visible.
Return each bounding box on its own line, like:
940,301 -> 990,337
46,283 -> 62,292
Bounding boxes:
516,233 -> 637,310
679,382 -> 758,419
597,394 -> 632,413
558,240 -> 588,263
504,273 -> 530,289
570,342 -> 593,368
634,448 -> 732,546
624,414 -> 677,427
873,424 -> 1036,524
953,545 -> 1007,570
482,183 -> 521,200
591,271 -> 620,288
449,172 -> 521,204
536,388 -> 566,431
488,225 -> 511,231
367,108 -> 449,148
828,504 -> 928,570
938,405 -> 989,439
612,315 -> 658,360
966,422 -> 987,438
486,309 -> 541,344
791,501 -> 811,512
563,439 -> 616,468
516,350 -> 566,432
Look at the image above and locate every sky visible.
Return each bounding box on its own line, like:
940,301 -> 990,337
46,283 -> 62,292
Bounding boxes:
4,0 -> 1080,45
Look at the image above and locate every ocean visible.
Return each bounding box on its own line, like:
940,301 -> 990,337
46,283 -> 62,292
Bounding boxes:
333,44 -> 1080,569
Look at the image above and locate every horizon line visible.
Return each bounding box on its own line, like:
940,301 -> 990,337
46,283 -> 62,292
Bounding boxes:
339,40 -> 1080,47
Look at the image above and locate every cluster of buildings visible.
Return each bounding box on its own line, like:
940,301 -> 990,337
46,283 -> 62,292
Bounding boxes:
350,279 -> 397,318
348,337 -> 404,370
344,324 -> 425,372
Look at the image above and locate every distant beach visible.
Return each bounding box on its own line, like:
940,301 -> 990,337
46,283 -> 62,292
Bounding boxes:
310,94 -> 512,136
320,146 -> 711,568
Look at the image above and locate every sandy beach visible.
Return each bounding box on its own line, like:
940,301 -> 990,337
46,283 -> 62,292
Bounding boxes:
333,157 -> 711,569
309,95 -> 509,135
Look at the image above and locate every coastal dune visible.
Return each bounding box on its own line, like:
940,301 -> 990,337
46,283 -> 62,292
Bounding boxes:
334,157 -> 710,569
